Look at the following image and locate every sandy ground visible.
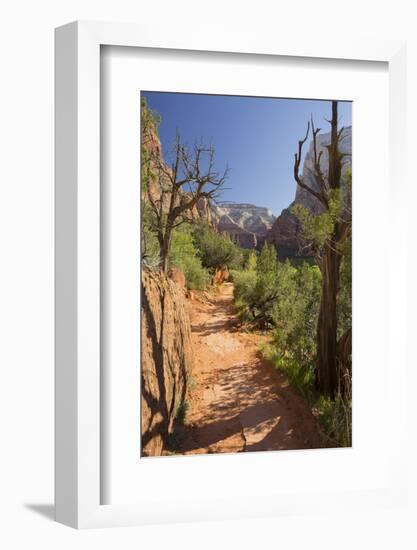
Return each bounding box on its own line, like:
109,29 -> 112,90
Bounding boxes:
174,283 -> 324,455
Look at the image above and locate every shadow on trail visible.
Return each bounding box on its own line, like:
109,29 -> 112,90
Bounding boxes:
175,283 -> 326,455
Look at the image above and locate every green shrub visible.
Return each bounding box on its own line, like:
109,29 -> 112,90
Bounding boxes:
192,223 -> 244,271
231,268 -> 258,320
174,400 -> 189,425
315,394 -> 352,447
141,202 -> 161,269
169,227 -> 210,290
233,243 -> 302,329
245,250 -> 257,271
337,237 -> 352,339
262,343 -> 314,400
263,342 -> 351,447
271,262 -> 321,366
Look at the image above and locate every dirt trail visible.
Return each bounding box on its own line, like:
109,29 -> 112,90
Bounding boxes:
175,283 -> 324,455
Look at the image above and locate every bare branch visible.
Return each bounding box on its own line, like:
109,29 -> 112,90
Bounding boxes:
142,130 -> 228,272
310,116 -> 328,197
293,121 -> 329,208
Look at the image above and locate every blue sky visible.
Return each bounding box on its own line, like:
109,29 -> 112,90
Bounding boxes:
142,92 -> 352,216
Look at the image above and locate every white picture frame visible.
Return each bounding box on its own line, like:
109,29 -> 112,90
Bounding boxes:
55,20 -> 407,529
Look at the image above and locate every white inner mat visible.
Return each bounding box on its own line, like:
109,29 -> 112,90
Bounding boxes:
100,45 -> 390,507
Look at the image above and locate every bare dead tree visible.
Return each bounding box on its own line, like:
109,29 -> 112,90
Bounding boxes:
144,130 -> 228,274
294,101 -> 352,398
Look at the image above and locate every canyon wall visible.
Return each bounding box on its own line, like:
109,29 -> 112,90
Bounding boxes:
141,268 -> 193,456
267,126 -> 352,258
213,202 -> 276,249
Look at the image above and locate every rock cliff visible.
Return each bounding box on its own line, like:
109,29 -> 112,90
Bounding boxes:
267,126 -> 352,258
141,268 -> 193,456
295,125 -> 352,213
142,104 -> 216,228
213,202 -> 276,249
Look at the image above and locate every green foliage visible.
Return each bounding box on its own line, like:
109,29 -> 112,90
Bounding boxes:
271,262 -> 321,367
291,167 -> 351,257
169,227 -> 210,290
233,243 -> 312,331
262,343 -> 314,400
256,241 -> 278,275
259,261 -> 321,399
192,223 -> 244,271
245,250 -> 257,271
247,257 -> 321,398
140,97 -> 161,193
315,394 -> 352,447
233,245 -> 351,446
232,269 -> 258,317
141,96 -> 161,134
250,244 -> 282,327
287,164 -> 352,446
338,236 -> 352,339
291,190 -> 341,249
141,98 -> 163,269
141,202 -> 160,269
165,400 -> 189,453
232,243 -> 279,327
174,400 -> 189,426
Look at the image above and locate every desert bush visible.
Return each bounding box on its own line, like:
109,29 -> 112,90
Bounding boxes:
192,223 -> 244,271
231,268 -> 258,320
271,262 -> 321,366
337,237 -> 352,339
169,227 -> 210,290
242,249 -> 257,270
262,343 -> 314,400
315,393 -> 352,447
233,243 -> 299,329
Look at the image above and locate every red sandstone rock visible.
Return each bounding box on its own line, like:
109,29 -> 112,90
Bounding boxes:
168,266 -> 186,291
213,266 -> 230,285
141,269 -> 193,456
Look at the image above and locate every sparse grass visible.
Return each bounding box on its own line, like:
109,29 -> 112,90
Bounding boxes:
314,393 -> 352,448
261,342 -> 352,448
261,343 -> 314,400
165,400 -> 190,453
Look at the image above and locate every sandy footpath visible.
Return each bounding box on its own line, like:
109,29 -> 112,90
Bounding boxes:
174,283 -> 324,455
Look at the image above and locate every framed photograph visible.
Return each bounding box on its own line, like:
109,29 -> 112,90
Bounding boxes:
55,21 -> 407,528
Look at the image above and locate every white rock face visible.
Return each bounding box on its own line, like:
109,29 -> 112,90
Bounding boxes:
295,126 -> 352,213
212,202 -> 276,249
267,126 -> 352,258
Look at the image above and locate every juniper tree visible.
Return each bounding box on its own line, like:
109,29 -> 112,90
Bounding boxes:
292,101 -> 352,398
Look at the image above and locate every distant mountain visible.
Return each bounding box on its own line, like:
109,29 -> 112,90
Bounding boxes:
212,202 -> 276,249
267,126 -> 352,259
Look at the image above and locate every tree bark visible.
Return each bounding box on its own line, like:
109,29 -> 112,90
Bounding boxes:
293,100 -> 351,399
316,244 -> 340,398
314,101 -> 343,398
337,327 -> 352,399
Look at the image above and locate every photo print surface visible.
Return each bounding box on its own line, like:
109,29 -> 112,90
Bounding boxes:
140,92 -> 352,457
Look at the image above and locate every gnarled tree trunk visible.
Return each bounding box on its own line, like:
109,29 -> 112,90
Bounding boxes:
316,244 -> 341,398
293,100 -> 350,398
337,327 -> 352,399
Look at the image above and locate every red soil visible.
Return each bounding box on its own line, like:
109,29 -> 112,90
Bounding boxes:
174,283 -> 324,455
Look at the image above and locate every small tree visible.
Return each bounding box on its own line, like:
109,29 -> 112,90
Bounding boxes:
293,101 -> 351,398
142,117 -> 228,273
192,223 -> 243,271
